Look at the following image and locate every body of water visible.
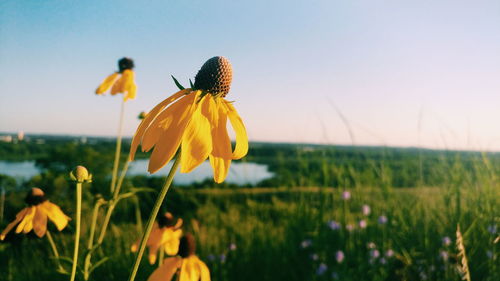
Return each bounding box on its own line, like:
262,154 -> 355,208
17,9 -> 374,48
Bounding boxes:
0,160 -> 273,186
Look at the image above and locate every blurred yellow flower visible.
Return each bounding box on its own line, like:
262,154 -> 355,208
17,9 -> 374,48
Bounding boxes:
147,234 -> 210,281
96,57 -> 137,101
0,188 -> 70,240
131,212 -> 183,264
130,56 -> 248,183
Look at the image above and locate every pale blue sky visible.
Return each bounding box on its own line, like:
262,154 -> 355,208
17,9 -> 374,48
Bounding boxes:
1,0 -> 500,150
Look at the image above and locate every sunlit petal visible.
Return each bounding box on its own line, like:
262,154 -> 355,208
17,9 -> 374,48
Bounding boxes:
40,201 -> 70,231
33,207 -> 48,237
225,101 -> 248,159
130,89 -> 189,160
148,92 -> 200,173
16,207 -> 35,233
180,96 -> 212,173
1,208 -> 29,240
96,73 -> 119,94
147,257 -> 182,281
209,155 -> 231,183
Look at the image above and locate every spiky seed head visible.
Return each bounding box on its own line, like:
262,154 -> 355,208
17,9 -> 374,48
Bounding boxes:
178,234 -> 196,258
118,57 -> 135,73
194,56 -> 232,97
25,187 -> 47,205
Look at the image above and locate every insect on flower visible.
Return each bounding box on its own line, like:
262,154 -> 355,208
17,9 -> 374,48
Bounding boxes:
147,234 -> 210,281
130,56 -> 248,183
1,188 -> 70,240
96,57 -> 137,101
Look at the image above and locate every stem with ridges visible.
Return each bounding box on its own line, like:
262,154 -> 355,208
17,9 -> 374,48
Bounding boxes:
128,155 -> 181,281
70,182 -> 83,281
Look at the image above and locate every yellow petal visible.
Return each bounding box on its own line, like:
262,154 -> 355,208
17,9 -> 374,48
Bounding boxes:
1,208 -> 30,240
197,258 -> 211,281
180,96 -> 213,173
33,207 -> 48,237
125,82 -> 137,101
162,228 -> 182,256
130,89 -> 189,160
148,92 -> 200,173
16,207 -> 35,233
96,73 -> 119,94
111,70 -> 132,95
209,155 -> 231,183
147,257 -> 182,281
225,101 -> 248,159
179,256 -> 200,281
40,201 -> 70,231
204,98 -> 232,159
147,224 -> 163,264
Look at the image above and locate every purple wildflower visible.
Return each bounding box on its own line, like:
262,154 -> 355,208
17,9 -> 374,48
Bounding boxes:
310,253 -> 319,261
316,263 -> 328,275
439,251 -> 448,262
487,224 -> 497,234
301,239 -> 312,249
229,243 -> 237,251
220,254 -> 227,263
346,224 -> 355,232
359,219 -> 367,229
362,204 -> 371,216
342,191 -> 351,200
442,236 -> 451,247
378,215 -> 388,224
385,249 -> 395,257
370,249 -> 380,259
328,220 -> 341,230
335,250 -> 345,263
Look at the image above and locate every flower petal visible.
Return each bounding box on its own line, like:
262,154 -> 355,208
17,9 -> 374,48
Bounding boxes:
40,201 -> 70,231
111,70 -> 134,95
1,208 -> 29,240
96,73 -> 119,94
180,96 -> 213,173
16,207 -> 35,234
197,258 -> 211,281
148,92 -> 200,173
130,89 -> 189,161
33,207 -> 48,237
180,256 -> 200,281
147,257 -> 182,281
225,101 -> 248,159
209,155 -> 231,183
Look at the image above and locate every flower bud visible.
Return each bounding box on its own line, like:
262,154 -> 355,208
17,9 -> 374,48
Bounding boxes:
70,165 -> 92,183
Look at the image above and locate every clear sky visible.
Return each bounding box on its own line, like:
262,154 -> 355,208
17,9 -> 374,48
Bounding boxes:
1,0 -> 500,151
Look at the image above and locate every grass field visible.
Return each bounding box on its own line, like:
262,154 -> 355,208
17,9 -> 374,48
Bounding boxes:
1,185 -> 498,281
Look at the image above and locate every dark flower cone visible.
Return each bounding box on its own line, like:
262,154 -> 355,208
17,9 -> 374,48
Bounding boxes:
194,56 -> 233,97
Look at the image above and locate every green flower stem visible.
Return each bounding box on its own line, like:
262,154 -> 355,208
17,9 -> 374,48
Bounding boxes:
110,99 -> 126,194
83,198 -> 106,280
46,230 -> 66,273
97,160 -> 130,245
128,155 -> 181,281
133,195 -> 143,232
70,182 -> 83,281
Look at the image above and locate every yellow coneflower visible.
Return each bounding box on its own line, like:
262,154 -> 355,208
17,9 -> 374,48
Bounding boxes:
130,56 -> 248,183
0,187 -> 70,240
147,234 -> 210,281
96,57 -> 137,101
131,212 -> 183,264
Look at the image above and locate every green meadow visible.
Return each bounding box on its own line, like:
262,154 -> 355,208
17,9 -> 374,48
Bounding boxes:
0,138 -> 498,281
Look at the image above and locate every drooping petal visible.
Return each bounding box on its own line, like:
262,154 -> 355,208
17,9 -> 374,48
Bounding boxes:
162,228 -> 182,256
130,89 -> 189,160
33,206 -> 48,237
205,98 -> 232,183
16,207 -> 35,233
124,79 -> 137,101
96,73 -> 119,94
40,201 -> 71,231
111,70 -> 133,95
147,224 -> 163,264
179,256 -> 200,281
1,208 -> 29,240
148,92 -> 200,173
209,155 -> 231,184
224,101 -> 248,159
147,257 -> 182,281
180,96 -> 213,173
197,258 -> 211,281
